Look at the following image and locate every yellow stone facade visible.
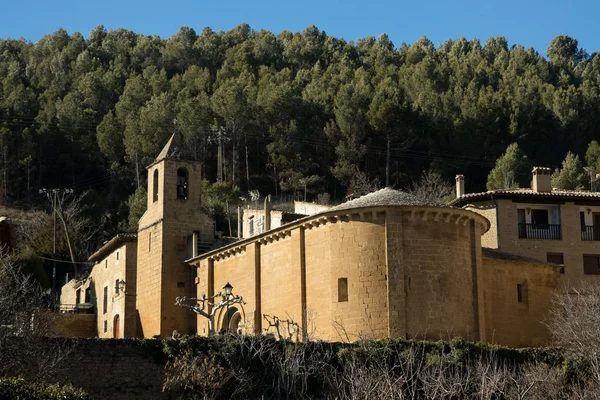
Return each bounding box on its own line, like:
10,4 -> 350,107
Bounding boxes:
190,202 -> 560,347
482,249 -> 560,347
135,146 -> 215,338
59,235 -> 137,338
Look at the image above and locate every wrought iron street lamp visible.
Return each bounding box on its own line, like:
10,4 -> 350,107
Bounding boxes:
176,282 -> 245,335
223,282 -> 233,331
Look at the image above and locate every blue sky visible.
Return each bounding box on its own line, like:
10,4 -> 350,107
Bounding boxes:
0,0 -> 593,56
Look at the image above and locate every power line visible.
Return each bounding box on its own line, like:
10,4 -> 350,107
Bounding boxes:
38,255 -> 93,265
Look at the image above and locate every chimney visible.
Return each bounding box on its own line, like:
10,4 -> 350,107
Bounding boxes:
456,175 -> 465,198
532,167 -> 552,193
263,195 -> 271,231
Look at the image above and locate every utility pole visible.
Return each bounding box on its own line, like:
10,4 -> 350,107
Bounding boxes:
585,167 -> 594,191
39,188 -> 76,295
209,125 -> 229,183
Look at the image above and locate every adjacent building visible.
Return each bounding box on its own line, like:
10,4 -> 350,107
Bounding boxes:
452,167 -> 600,285
59,234 -> 137,338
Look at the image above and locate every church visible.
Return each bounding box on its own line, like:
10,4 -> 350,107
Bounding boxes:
59,135 -> 561,347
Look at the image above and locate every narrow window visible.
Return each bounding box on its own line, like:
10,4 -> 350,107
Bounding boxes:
249,217 -> 254,236
103,286 -> 108,314
105,259 -> 108,268
177,168 -> 189,200
547,253 -> 565,274
581,211 -> 586,231
116,251 -> 119,261
258,215 -> 264,234
517,284 -> 523,303
186,234 -> 193,259
115,279 -> 120,295
148,232 -> 152,252
103,320 -> 108,333
153,169 -> 159,203
338,278 -> 348,302
583,254 -> 600,275
75,288 -> 81,305
85,287 -> 91,303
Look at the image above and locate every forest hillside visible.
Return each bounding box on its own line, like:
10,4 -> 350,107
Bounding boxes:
0,25 -> 598,241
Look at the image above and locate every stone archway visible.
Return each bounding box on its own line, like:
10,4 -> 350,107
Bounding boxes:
229,311 -> 242,334
220,307 -> 244,334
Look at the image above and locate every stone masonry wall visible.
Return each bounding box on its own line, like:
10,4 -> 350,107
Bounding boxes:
466,202 -> 498,249
483,256 -> 560,347
304,215 -> 389,341
136,222 -> 164,338
9,339 -> 168,400
211,246 -> 257,334
137,158 -> 214,338
90,242 -> 135,339
259,233 -> 299,335
198,207 -> 490,343
41,312 -> 96,338
395,212 -> 481,341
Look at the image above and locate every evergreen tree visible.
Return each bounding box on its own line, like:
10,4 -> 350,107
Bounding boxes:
486,143 -> 530,190
551,152 -> 585,190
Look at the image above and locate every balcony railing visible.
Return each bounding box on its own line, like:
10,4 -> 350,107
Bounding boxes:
581,225 -> 600,241
518,223 -> 561,240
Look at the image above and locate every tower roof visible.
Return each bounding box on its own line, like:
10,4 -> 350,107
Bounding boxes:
150,132 -> 197,167
155,133 -> 181,162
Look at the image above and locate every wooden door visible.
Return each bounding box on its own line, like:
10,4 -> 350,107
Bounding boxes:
113,315 -> 120,339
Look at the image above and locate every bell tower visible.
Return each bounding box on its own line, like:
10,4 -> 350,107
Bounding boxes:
136,134 -> 214,337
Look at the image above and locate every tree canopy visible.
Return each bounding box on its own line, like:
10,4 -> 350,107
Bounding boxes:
486,143 -> 530,190
1,25 -> 600,237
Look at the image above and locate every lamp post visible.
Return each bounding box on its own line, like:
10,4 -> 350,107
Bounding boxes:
223,282 -> 233,332
176,287 -> 245,335
118,280 -> 126,295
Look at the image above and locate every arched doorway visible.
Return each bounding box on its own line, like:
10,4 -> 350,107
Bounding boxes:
222,307 -> 243,334
229,311 -> 242,334
113,315 -> 120,338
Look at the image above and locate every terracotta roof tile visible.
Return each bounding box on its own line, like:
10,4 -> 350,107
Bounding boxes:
88,233 -> 137,262
450,188 -> 600,206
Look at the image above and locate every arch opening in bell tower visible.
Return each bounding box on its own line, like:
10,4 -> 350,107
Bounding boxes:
152,169 -> 159,203
177,168 -> 189,200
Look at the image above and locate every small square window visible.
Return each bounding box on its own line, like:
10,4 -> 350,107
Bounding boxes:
584,254 -> 600,275
547,253 -> 565,274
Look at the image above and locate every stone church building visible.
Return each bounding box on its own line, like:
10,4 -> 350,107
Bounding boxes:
60,135 -> 561,347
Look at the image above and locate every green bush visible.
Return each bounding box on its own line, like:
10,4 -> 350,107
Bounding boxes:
0,378 -> 88,400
